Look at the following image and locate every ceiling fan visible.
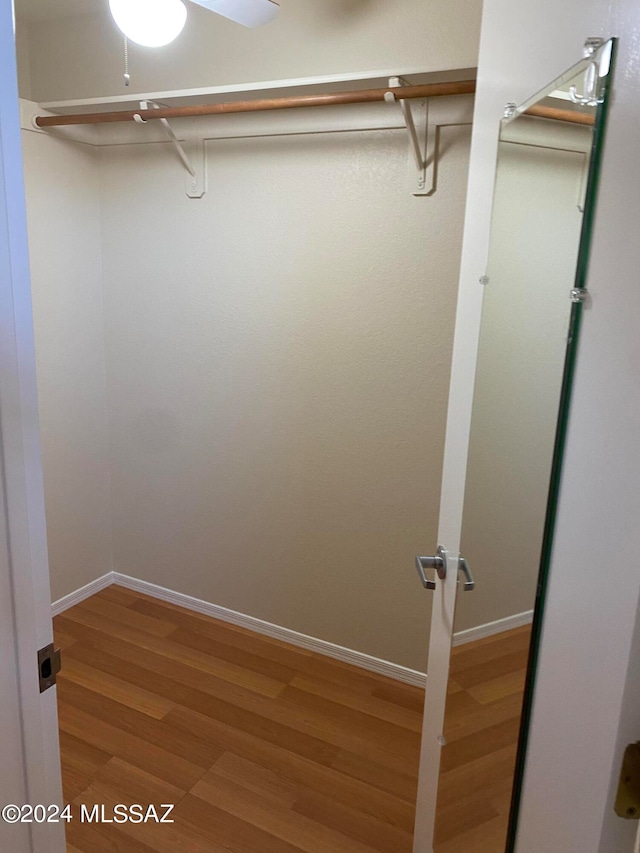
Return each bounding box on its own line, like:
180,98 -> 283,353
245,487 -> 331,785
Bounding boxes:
109,0 -> 279,48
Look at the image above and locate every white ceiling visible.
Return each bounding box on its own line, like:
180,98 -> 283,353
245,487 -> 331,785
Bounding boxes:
16,0 -> 105,23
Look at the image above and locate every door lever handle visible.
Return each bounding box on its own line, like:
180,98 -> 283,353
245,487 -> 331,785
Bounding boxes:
415,546 -> 447,590
458,556 -> 475,591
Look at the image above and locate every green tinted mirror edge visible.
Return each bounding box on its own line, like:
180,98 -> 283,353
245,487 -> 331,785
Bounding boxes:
505,36 -> 618,852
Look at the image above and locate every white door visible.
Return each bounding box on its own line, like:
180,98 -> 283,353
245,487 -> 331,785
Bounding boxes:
413,136 -> 588,853
0,2 -> 65,850
411,43 -> 614,853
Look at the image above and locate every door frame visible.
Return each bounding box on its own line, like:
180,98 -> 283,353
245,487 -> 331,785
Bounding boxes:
0,1 -> 65,849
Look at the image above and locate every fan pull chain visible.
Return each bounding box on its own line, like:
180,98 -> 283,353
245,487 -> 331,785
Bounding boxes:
123,36 -> 130,87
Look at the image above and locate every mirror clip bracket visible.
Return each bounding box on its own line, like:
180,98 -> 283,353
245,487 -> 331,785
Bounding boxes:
570,288 -> 589,304
583,37 -> 605,58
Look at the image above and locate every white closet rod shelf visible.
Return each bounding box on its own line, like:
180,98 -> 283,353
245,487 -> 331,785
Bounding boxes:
34,80 -> 477,128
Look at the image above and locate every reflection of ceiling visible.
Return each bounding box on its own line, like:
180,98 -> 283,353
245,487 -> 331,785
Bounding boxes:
548,90 -> 573,102
16,0 -> 104,22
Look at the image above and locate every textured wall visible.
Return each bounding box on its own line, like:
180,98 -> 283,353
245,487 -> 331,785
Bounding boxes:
14,22 -> 31,100
21,0 -> 481,102
98,119 -> 471,670
16,0 -> 481,668
21,131 -> 113,602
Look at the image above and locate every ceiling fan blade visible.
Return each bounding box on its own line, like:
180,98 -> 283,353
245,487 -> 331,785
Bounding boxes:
188,0 -> 279,27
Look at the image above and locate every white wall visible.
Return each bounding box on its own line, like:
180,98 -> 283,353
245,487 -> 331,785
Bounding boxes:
20,0 -> 481,103
449,0 -> 640,849
16,0 -> 483,670
14,21 -> 31,100
97,114 -> 471,671
18,108 -> 473,671
21,130 -> 113,602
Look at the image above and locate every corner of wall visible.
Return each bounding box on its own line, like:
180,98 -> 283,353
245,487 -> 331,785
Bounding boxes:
94,144 -> 116,580
15,20 -> 32,101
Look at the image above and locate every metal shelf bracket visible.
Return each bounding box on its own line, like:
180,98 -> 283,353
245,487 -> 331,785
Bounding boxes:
134,101 -> 206,198
385,77 -> 436,196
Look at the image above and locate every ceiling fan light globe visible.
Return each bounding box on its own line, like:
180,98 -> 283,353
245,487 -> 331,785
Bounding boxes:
109,0 -> 188,47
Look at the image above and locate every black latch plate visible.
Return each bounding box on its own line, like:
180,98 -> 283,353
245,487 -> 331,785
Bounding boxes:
38,643 -> 61,693
615,742 -> 640,819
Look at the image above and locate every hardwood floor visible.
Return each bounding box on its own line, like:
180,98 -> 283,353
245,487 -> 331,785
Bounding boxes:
53,586 -> 529,852
434,626 -> 530,852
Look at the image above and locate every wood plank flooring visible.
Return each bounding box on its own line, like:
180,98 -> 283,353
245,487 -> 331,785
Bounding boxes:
54,586 -> 529,852
434,626 -> 530,852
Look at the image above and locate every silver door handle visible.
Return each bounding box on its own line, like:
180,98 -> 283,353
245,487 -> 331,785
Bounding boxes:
415,546 -> 447,590
458,556 -> 475,591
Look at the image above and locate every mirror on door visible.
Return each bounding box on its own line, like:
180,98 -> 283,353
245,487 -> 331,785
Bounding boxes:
433,39 -> 616,852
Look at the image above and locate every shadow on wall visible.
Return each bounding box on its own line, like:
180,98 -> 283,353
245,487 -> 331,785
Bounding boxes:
304,0 -> 380,31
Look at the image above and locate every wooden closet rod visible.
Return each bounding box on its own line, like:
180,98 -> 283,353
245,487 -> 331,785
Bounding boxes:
34,80 -> 476,128
524,105 -> 595,126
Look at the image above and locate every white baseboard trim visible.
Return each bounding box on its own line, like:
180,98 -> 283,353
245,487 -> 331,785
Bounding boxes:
113,573 -> 427,687
111,572 -> 429,688
452,610 -> 534,646
52,572 -> 532,682
51,571 -> 115,617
